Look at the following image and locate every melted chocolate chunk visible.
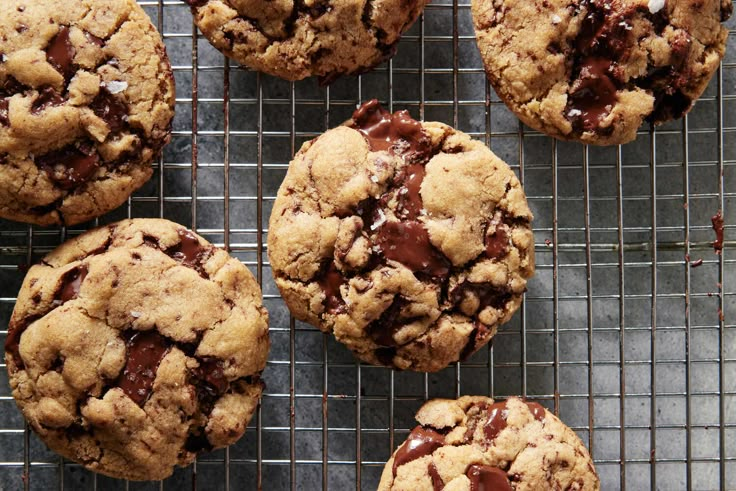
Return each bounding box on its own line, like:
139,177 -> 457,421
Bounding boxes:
84,32 -> 105,48
366,296 -> 418,347
55,265 -> 88,304
350,99 -> 431,161
375,221 -> 450,281
483,399 -> 545,442
0,98 -> 9,126
375,347 -> 397,366
712,210 -> 724,254
192,357 -> 228,414
117,330 -> 171,406
31,87 -> 65,114
428,462 -> 445,491
46,26 -> 75,80
166,229 -> 211,276
526,401 -> 546,422
460,321 -> 493,361
37,143 -> 100,190
575,0 -> 629,55
184,431 -> 212,453
184,0 -> 209,7
4,314 -> 42,370
465,464 -> 512,491
395,163 -> 426,220
484,400 -> 509,441
485,225 -> 509,259
317,262 -> 347,314
566,57 -> 618,133
450,281 -> 512,314
89,88 -> 128,133
392,426 -> 445,476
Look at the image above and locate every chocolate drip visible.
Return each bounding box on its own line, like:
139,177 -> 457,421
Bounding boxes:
117,330 -> 171,406
317,261 -> 347,314
37,143 -> 100,190
350,99 -> 431,161
31,87 -> 65,114
428,462 -> 445,491
712,210 -> 724,254
466,464 -> 512,491
46,26 -> 76,80
392,426 -> 445,476
54,265 -> 88,304
89,88 -> 128,133
375,221 -> 450,281
184,431 -> 212,453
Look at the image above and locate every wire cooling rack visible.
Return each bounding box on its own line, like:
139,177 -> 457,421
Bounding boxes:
1,1 -> 735,489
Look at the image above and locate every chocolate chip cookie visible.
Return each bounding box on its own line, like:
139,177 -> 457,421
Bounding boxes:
268,100 -> 534,372
0,0 -> 175,226
184,0 -> 427,83
472,0 -> 732,146
4,219 -> 269,481
379,396 -> 600,490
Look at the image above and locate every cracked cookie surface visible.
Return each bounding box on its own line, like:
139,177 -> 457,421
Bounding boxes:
472,0 -> 732,145
378,396 -> 600,490
4,219 -> 269,481
0,0 -> 175,226
268,100 -> 534,372
184,0 -> 427,82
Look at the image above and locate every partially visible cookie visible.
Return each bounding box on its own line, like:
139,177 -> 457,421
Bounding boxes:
472,0 -> 732,145
0,0 -> 175,225
185,0 -> 427,83
378,396 -> 600,490
4,219 -> 269,481
268,100 -> 534,372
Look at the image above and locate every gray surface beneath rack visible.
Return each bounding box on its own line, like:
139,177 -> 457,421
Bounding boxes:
1,1 -> 735,490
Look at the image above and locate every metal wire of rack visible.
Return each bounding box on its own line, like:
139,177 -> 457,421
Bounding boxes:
0,0 -> 734,489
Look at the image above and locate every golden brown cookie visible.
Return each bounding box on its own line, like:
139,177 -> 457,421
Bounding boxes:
4,219 -> 269,481
472,0 -> 732,145
0,0 -> 175,225
379,396 -> 600,490
268,100 -> 534,372
184,0 -> 427,83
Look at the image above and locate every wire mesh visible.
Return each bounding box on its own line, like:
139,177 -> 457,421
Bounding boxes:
0,0 -> 735,489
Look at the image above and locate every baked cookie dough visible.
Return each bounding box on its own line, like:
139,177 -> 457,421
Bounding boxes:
184,0 -> 427,83
4,219 -> 269,481
0,0 -> 175,226
472,0 -> 732,145
268,100 -> 534,372
379,396 -> 600,490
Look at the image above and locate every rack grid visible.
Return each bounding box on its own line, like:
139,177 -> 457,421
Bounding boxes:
0,1 -> 735,489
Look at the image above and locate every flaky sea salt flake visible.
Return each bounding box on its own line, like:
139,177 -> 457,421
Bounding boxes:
105,80 -> 128,94
648,0 -> 665,14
